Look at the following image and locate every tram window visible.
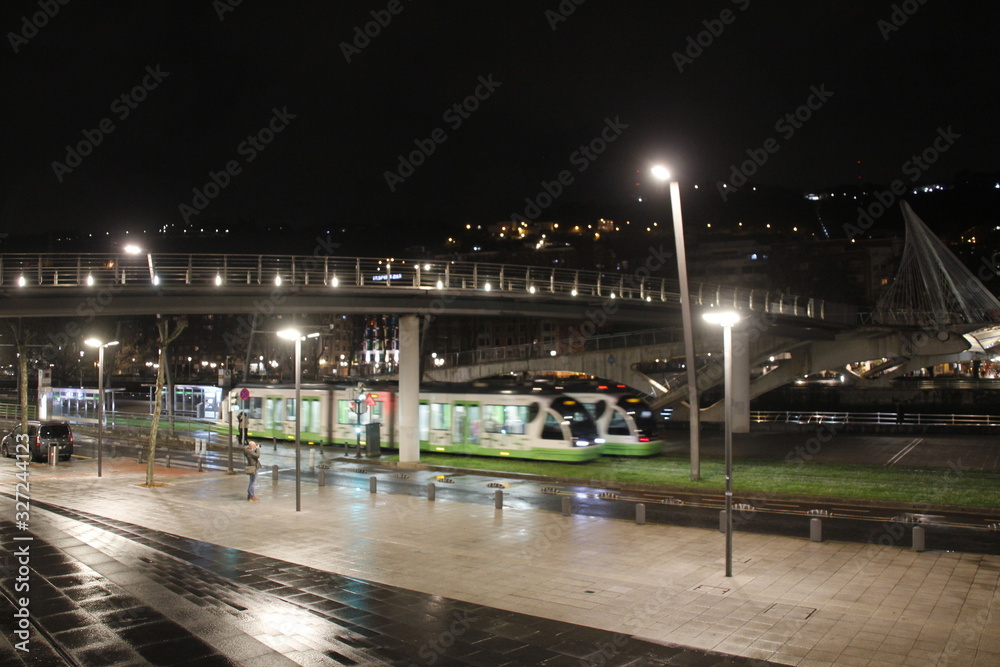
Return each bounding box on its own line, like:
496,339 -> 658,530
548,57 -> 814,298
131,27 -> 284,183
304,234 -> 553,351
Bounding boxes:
250,398 -> 262,420
608,411 -> 631,435
483,405 -> 528,435
285,398 -> 296,421
337,400 -> 354,424
541,413 -> 563,440
419,404 -> 429,441
431,403 -> 450,430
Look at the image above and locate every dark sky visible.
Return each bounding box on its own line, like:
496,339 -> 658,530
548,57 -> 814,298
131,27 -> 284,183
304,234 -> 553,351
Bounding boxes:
2,0 -> 998,239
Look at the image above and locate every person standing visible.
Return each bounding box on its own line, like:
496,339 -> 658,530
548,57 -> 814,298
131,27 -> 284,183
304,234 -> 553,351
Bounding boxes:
237,410 -> 248,444
244,440 -> 262,501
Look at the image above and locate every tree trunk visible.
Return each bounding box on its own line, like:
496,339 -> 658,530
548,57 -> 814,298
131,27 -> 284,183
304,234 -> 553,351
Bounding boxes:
146,349 -> 166,485
145,317 -> 187,487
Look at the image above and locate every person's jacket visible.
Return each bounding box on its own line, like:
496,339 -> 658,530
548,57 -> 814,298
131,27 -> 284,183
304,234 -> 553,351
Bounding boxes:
244,446 -> 261,470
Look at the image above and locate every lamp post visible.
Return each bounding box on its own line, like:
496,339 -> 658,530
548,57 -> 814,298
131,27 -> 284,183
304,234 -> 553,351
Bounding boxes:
703,310 -> 740,577
84,338 -> 119,478
277,328 -> 320,512
652,165 -> 701,480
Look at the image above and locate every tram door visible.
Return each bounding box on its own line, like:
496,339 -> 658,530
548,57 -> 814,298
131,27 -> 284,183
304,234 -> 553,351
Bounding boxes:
451,402 -> 481,448
265,395 -> 285,437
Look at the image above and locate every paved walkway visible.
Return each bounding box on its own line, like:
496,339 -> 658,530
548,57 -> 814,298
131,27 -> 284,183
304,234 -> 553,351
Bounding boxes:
3,458 -> 999,665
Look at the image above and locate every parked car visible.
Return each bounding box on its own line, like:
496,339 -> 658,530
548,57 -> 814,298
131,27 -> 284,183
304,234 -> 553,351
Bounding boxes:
0,420 -> 74,462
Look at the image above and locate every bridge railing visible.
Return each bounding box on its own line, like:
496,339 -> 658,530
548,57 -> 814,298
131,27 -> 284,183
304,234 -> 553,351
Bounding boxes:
0,252 -> 853,323
751,410 -> 1000,427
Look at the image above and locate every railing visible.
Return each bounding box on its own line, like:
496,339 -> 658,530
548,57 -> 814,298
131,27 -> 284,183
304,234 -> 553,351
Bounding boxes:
751,410 -> 1000,427
0,252 -> 852,323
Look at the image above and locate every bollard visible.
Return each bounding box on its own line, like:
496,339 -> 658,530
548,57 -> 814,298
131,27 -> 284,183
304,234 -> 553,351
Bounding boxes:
318,470 -> 325,486
562,496 -> 571,517
198,457 -> 203,473
48,446 -> 59,466
272,464 -> 279,484
719,510 -> 726,534
810,517 -> 823,542
166,452 -> 171,468
494,489 -> 503,509
427,482 -> 436,501
369,475 -> 377,493
309,449 -> 316,468
344,440 -> 350,457
913,525 -> 925,552
636,503 -> 645,525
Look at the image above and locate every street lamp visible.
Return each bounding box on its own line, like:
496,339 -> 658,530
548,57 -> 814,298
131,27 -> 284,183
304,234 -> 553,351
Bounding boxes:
84,338 -> 119,477
652,165 -> 701,480
277,328 -> 320,512
702,309 -> 740,577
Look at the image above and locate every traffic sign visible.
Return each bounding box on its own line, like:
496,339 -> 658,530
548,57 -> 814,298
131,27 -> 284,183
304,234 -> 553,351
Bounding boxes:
239,388 -> 250,400
365,393 -> 376,407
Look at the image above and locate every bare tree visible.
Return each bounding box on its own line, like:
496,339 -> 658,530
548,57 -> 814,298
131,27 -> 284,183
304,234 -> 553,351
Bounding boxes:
145,316 -> 187,487
6,321 -> 30,434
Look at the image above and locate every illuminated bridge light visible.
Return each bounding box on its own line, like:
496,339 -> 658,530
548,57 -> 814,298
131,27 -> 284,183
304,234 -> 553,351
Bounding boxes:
215,274 -> 223,286
331,276 -> 339,287
86,274 -> 94,286
275,275 -> 282,286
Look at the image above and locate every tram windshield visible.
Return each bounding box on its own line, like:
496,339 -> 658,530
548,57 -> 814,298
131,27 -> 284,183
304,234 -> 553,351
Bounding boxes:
618,396 -> 659,435
551,397 -> 598,438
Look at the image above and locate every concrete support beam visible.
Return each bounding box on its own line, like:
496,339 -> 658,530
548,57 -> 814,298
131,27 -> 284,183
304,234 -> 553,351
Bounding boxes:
398,314 -> 420,463
732,332 -> 750,433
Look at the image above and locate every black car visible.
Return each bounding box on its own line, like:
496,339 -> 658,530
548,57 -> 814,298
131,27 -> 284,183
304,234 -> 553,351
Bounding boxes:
1,420 -> 74,462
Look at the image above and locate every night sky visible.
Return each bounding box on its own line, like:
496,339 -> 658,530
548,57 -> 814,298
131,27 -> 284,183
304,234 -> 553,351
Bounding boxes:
2,0 -> 998,240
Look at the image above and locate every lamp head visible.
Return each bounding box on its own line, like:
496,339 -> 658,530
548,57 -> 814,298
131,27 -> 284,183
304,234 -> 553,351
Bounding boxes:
277,328 -> 301,341
703,310 -> 741,328
651,165 -> 671,182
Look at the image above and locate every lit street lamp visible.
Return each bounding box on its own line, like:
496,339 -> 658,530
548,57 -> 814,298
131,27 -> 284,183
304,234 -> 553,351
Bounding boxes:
652,165 -> 701,480
703,309 -> 740,577
84,338 -> 119,478
277,328 -> 320,512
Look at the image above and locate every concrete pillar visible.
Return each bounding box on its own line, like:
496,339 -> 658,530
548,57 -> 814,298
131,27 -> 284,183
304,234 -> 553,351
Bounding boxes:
398,314 -> 421,462
731,331 -> 750,433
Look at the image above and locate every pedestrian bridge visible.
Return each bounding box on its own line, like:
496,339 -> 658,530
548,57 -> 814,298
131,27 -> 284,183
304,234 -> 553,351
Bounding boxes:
0,251 -> 853,327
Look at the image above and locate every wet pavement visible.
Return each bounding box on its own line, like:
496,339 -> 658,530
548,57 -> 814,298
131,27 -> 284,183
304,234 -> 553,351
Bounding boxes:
2,456 -> 998,666
1,462 -> 782,666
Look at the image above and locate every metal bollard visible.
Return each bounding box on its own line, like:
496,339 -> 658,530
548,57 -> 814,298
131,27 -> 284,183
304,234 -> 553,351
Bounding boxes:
913,526 -> 925,552
810,518 -> 823,542
427,482 -> 436,501
309,449 -> 316,468
272,464 -> 279,484
562,496 -> 571,517
49,446 -> 59,466
198,457 -> 203,473
369,475 -> 377,493
166,452 -> 171,468
318,470 -> 325,486
494,489 -> 503,509
344,440 -> 350,457
636,503 -> 645,525
719,510 -> 726,533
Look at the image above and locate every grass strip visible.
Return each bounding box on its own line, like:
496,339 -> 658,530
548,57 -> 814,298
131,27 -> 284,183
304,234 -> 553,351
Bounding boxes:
403,452 -> 1000,509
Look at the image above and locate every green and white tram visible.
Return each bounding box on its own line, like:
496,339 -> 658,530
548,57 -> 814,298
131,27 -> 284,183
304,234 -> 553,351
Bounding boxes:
226,382 -> 605,462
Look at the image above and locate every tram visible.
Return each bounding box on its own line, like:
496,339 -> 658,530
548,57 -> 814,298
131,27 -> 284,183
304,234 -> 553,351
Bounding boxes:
558,381 -> 665,456
225,382 -> 604,462
468,375 -> 667,457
